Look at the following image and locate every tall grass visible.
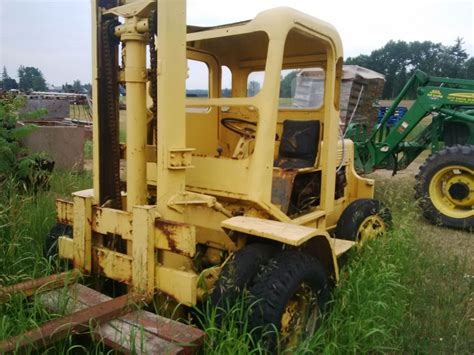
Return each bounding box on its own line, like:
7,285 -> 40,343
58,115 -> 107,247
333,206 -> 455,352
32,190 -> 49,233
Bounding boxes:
0,170 -> 92,353
0,170 -> 472,353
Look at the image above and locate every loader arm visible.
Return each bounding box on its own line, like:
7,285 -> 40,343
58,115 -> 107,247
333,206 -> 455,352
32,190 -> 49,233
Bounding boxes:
348,70 -> 474,173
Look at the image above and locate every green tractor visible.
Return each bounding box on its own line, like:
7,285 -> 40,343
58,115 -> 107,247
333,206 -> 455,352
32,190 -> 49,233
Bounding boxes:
346,70 -> 474,230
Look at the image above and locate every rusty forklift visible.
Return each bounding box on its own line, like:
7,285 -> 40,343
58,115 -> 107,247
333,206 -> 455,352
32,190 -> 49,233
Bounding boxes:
1,0 -> 392,351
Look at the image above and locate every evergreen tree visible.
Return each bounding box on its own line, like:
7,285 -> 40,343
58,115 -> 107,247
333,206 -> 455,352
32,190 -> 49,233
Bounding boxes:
1,66 -> 18,91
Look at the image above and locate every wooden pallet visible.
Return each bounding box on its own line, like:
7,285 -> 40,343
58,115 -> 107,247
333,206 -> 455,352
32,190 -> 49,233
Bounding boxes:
0,274 -> 204,354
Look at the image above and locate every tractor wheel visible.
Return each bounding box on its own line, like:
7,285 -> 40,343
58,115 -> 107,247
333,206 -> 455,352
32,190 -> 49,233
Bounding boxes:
415,145 -> 474,230
248,251 -> 330,350
335,199 -> 392,246
44,223 -> 72,258
210,242 -> 278,308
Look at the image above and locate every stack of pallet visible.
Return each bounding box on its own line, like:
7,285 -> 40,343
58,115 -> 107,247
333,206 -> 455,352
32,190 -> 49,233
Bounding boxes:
340,65 -> 385,130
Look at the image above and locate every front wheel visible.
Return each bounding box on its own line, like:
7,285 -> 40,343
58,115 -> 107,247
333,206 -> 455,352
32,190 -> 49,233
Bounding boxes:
248,251 -> 330,350
415,145 -> 474,230
335,199 -> 392,246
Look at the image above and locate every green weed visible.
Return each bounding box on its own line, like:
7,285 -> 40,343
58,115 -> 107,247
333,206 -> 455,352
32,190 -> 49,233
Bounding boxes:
0,166 -> 471,354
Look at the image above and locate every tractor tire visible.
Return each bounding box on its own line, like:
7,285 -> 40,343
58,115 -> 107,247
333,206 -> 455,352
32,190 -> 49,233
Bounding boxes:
334,199 -> 392,245
210,242 -> 279,308
44,223 -> 72,258
248,251 -> 330,350
415,145 -> 474,230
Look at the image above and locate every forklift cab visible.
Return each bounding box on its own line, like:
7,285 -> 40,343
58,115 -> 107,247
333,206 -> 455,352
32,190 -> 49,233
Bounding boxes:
181,7 -> 349,224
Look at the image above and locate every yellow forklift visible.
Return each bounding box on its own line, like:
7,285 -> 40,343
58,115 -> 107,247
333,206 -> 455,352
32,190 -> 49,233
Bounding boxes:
1,0 -> 392,351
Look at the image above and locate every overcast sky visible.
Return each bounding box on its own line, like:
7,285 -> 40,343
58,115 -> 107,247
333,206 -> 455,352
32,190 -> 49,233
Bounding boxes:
0,0 -> 472,86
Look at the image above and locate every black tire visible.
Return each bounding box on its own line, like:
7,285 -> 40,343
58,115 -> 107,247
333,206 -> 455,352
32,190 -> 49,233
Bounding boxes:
44,223 -> 73,258
248,251 -> 330,350
210,242 -> 279,308
415,145 -> 474,230
335,199 -> 392,242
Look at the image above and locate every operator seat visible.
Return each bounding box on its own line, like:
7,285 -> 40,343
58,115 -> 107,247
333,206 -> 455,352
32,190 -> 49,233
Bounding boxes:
274,120 -> 320,169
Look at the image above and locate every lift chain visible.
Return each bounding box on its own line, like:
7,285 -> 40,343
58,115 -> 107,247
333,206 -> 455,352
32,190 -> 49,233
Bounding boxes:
101,18 -> 122,209
148,9 -> 158,144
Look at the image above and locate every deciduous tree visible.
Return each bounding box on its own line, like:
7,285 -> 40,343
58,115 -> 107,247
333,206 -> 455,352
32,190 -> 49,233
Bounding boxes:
18,66 -> 47,92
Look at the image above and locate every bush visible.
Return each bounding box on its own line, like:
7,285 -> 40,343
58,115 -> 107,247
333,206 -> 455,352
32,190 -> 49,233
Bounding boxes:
0,92 -> 53,191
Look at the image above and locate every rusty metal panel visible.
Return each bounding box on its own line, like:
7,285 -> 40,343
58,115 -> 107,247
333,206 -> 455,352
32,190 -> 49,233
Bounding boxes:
271,169 -> 297,214
0,292 -> 141,353
155,218 -> 196,257
92,207 -> 133,240
0,271 -> 79,304
56,199 -> 74,225
93,247 -> 133,285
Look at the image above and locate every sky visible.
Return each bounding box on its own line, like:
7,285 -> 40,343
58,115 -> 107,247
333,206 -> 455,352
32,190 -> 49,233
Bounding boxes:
0,0 -> 473,87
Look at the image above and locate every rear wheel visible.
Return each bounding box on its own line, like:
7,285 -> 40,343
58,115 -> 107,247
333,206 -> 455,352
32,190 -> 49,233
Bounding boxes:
44,223 -> 72,258
248,251 -> 330,350
415,145 -> 474,230
210,243 -> 278,308
335,199 -> 392,246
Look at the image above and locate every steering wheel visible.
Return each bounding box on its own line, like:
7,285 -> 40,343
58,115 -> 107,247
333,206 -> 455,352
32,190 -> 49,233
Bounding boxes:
221,118 -> 257,137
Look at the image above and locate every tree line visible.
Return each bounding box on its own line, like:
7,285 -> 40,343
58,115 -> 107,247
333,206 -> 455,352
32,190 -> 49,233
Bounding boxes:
0,66 -> 91,94
3,38 -> 473,99
346,38 -> 473,99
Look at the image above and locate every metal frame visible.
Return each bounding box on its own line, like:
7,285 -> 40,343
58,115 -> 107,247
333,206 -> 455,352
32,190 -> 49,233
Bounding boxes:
55,0 -> 374,306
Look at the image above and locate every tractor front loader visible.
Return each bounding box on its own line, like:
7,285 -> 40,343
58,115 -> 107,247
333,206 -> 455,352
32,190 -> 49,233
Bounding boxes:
347,70 -> 474,230
1,0 -> 392,351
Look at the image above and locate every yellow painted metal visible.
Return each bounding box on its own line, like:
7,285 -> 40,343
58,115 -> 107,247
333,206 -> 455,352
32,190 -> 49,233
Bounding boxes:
56,199 -> 73,225
122,20 -> 148,210
58,236 -> 73,260
57,2 -> 379,306
356,215 -> 387,247
155,0 -> 188,222
132,206 -> 156,295
429,165 -> 474,219
92,208 -> 133,240
72,192 -> 93,272
221,216 -> 330,246
331,238 -> 356,257
155,266 -> 197,306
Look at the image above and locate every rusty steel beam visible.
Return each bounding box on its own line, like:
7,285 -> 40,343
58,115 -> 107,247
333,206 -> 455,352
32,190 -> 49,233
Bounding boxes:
40,284 -> 201,353
122,311 -> 205,351
0,293 -> 143,354
0,271 -> 80,304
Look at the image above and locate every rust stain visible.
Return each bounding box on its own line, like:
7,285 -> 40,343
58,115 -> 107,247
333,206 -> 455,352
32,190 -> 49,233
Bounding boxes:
271,169 -> 297,214
154,219 -> 187,253
93,250 -> 132,285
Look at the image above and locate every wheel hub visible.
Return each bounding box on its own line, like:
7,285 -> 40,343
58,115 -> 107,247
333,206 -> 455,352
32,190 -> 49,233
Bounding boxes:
428,165 -> 474,219
280,283 -> 318,348
448,182 -> 470,201
356,215 -> 386,247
